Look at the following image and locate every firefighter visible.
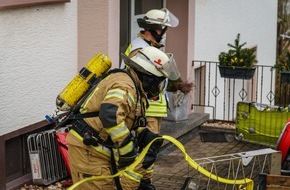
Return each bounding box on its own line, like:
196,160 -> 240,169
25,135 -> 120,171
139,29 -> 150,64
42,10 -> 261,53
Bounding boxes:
122,8 -> 192,190
126,8 -> 178,53
66,46 -> 180,190
121,8 -> 179,69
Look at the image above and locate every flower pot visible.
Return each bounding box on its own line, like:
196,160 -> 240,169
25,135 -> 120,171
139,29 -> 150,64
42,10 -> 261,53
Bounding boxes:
165,91 -> 188,121
280,71 -> 290,84
218,66 -> 256,80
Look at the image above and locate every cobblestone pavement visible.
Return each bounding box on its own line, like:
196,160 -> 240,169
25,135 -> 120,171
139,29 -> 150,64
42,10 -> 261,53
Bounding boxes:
152,129 -> 269,190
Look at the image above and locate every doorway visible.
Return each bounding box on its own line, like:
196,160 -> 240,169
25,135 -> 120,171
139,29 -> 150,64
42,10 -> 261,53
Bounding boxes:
119,0 -> 163,65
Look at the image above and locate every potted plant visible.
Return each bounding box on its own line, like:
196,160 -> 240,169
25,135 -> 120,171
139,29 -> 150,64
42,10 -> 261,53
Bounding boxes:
166,79 -> 193,121
218,33 -> 258,79
276,51 -> 290,84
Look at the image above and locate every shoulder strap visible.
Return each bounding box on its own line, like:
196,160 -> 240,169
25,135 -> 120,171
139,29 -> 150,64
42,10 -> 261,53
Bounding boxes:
70,111 -> 100,120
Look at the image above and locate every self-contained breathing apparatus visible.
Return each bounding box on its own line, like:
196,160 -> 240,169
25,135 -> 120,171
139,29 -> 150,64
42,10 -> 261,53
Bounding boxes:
46,47 -> 178,189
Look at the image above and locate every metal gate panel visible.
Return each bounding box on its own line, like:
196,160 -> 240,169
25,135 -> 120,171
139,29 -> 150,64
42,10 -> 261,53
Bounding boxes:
236,101 -> 290,147
27,129 -> 68,185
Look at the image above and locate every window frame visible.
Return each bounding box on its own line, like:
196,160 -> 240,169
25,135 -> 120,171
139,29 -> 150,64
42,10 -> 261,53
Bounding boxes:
0,0 -> 70,10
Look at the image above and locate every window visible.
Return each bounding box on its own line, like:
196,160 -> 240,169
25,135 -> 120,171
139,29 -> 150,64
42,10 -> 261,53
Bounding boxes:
0,0 -> 70,10
134,0 -> 162,15
119,0 -> 163,66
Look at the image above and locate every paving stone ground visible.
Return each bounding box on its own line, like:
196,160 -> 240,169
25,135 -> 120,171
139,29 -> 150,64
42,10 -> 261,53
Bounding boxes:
19,114 -> 272,190
152,128 -> 268,190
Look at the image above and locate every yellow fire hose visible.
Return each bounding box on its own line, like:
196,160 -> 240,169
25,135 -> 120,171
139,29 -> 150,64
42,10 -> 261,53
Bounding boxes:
67,135 -> 253,190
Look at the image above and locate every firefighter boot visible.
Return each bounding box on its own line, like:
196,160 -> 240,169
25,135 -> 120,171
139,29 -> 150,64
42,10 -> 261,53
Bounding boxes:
137,179 -> 156,190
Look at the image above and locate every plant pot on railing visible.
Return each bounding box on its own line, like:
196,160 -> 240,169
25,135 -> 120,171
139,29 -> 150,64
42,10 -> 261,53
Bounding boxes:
218,33 -> 258,80
218,65 -> 256,80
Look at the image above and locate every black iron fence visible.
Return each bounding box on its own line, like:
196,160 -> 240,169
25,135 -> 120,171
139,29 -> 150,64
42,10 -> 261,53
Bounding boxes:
191,60 -> 290,121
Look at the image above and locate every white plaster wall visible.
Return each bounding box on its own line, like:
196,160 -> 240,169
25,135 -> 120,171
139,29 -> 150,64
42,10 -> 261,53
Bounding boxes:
194,0 -> 277,64
193,0 -> 278,119
0,2 -> 77,135
77,0 -> 120,69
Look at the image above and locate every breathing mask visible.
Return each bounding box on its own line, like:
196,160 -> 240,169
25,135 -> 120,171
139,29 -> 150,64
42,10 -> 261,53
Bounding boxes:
135,70 -> 166,99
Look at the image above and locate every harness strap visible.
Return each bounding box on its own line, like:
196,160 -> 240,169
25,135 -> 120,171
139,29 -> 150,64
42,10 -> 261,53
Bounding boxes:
71,111 -> 100,120
71,119 -> 115,148
72,120 -> 99,138
108,137 -> 123,190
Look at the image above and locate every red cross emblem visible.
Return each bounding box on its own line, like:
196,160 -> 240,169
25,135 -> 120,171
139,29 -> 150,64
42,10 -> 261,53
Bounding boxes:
154,59 -> 162,66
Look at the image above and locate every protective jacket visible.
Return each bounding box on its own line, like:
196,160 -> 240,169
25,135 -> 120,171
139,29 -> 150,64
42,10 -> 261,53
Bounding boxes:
67,68 -> 146,156
66,68 -> 147,190
125,33 -> 163,56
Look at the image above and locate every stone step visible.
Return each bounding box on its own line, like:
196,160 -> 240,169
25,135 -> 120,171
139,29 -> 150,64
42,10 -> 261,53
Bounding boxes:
160,113 -> 210,147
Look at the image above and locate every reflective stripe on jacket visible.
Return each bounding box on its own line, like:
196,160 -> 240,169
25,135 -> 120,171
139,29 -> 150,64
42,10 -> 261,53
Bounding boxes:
146,93 -> 167,117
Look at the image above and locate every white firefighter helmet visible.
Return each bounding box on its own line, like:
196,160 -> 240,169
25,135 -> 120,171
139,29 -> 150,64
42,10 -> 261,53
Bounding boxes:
137,8 -> 179,30
122,46 -> 180,80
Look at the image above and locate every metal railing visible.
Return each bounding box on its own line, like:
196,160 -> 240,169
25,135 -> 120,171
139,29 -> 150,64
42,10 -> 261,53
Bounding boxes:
191,60 -> 290,121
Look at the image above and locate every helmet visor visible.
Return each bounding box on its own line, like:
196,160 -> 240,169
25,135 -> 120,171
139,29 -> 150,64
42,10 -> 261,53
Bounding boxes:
161,8 -> 179,27
159,53 -> 181,80
135,51 -> 181,80
122,51 -> 180,81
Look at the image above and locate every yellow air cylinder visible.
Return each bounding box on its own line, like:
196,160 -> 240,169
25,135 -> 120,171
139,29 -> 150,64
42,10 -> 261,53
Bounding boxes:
56,53 -> 112,111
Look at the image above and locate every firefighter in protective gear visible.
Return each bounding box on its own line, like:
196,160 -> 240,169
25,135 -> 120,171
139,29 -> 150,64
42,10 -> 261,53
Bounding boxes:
123,8 -> 179,61
134,8 -> 179,48
122,7 -> 180,130
67,46 -> 178,190
121,8 -> 188,190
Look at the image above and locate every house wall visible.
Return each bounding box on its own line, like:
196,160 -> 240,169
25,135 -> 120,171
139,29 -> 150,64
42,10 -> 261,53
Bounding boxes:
193,0 -> 278,119
77,0 -> 120,69
0,0 -> 120,135
194,0 -> 277,64
0,2 -> 77,135
166,0 -> 195,80
166,0 -> 189,81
